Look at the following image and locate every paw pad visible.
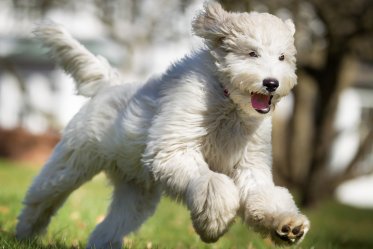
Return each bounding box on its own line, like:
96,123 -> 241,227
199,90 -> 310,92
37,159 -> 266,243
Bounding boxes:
278,224 -> 304,243
271,214 -> 310,245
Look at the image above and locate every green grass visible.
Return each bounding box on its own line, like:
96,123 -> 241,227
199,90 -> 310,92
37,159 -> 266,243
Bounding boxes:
1,160 -> 373,249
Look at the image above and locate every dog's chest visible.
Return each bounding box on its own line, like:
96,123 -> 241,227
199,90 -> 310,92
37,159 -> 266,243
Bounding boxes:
201,119 -> 249,175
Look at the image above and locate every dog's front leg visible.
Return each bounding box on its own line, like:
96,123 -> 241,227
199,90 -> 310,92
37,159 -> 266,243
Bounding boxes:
233,121 -> 310,245
145,147 -> 239,243
234,165 -> 309,245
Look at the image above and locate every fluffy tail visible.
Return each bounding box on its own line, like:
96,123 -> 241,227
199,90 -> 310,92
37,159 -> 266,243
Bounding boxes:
34,22 -> 121,97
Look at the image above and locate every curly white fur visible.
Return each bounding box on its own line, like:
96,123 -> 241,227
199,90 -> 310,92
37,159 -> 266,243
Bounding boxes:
17,2 -> 309,248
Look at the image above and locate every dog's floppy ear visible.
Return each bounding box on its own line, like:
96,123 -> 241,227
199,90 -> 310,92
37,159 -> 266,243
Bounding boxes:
192,1 -> 230,45
285,19 -> 296,36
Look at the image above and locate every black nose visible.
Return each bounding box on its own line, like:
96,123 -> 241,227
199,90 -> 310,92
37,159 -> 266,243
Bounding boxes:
263,78 -> 279,92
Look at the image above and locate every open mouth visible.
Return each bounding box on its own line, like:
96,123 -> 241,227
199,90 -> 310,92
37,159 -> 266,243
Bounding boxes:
251,92 -> 273,114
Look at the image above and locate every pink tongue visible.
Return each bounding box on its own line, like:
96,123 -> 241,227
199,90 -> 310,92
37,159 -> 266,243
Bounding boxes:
251,93 -> 270,110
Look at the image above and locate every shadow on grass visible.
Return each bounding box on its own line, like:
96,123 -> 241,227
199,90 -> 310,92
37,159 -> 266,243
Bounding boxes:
0,230 -> 84,249
334,238 -> 373,249
311,233 -> 373,249
304,201 -> 373,249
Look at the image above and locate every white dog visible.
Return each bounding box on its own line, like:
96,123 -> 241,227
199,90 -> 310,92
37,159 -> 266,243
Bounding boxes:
16,2 -> 310,248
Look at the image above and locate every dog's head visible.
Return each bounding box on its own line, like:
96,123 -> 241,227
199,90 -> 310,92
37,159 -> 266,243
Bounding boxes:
193,2 -> 297,116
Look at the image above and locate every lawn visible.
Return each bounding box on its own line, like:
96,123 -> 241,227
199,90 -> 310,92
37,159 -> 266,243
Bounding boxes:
1,159 -> 373,249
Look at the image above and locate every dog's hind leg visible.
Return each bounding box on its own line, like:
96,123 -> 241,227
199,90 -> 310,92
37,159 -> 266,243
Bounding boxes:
86,173 -> 162,249
16,141 -> 103,240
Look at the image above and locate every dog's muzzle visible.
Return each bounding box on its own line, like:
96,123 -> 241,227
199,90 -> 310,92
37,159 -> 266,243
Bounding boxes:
249,78 -> 279,114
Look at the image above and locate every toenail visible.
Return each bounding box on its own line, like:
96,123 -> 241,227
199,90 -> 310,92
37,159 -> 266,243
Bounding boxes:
281,225 -> 290,233
292,225 -> 302,235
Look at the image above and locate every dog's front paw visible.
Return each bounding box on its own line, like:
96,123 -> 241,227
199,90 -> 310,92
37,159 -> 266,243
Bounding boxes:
186,173 -> 239,243
270,213 -> 310,246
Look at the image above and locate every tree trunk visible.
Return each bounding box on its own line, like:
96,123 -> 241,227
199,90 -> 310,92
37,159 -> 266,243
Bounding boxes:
300,49 -> 345,206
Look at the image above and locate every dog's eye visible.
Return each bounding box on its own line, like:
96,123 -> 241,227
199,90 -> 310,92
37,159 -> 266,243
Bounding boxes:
279,54 -> 285,61
249,51 -> 259,58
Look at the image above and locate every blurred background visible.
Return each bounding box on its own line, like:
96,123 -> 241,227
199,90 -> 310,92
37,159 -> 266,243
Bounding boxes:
0,0 -> 372,248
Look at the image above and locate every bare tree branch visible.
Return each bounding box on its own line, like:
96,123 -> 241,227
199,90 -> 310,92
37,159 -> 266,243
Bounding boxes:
344,128 -> 373,176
